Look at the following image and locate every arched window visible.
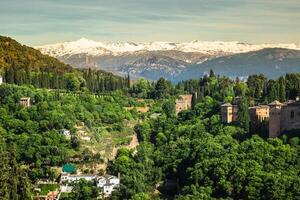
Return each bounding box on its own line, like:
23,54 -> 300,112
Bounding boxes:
291,111 -> 295,119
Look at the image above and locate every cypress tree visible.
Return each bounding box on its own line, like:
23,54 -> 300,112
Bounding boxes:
0,139 -> 10,199
191,92 -> 197,109
8,144 -> 19,200
209,69 -> 216,78
237,96 -> 250,133
127,72 -> 131,88
278,77 -> 286,102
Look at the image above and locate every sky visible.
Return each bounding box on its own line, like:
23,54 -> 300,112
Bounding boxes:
1,0 -> 300,46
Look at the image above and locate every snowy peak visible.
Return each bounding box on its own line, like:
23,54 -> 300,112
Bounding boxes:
35,38 -> 300,57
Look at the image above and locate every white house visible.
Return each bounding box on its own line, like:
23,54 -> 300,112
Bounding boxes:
60,174 -> 97,183
96,176 -> 107,187
60,129 -> 71,139
0,76 -> 3,85
97,175 -> 120,196
103,183 -> 115,196
60,173 -> 120,196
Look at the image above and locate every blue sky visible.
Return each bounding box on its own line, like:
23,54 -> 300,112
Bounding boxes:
1,0 -> 300,45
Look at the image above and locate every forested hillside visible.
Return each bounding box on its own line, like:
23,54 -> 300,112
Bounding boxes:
0,36 -> 128,92
109,72 -> 300,200
0,36 -> 71,72
0,84 -> 144,199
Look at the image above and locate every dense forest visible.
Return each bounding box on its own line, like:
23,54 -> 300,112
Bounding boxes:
0,84 -> 141,199
109,72 -> 300,200
0,72 -> 300,199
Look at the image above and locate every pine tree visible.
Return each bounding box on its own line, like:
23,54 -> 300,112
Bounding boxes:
18,175 -> 32,200
278,77 -> 286,102
209,69 -> 216,78
8,144 -> 19,200
0,139 -> 10,199
237,96 -> 250,133
127,72 -> 131,88
191,92 -> 197,109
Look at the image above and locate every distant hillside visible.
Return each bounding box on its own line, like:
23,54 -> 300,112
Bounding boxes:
0,36 -> 72,73
118,55 -> 189,80
177,48 -> 300,81
0,36 -> 127,92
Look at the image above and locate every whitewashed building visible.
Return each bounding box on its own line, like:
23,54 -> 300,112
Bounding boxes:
60,129 -> 71,139
98,175 -> 120,196
0,76 -> 3,85
60,174 -> 97,183
60,173 -> 120,196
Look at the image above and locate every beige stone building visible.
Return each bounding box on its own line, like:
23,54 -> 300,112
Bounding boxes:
176,95 -> 192,115
269,100 -> 300,138
220,103 -> 238,123
268,101 -> 283,138
222,99 -> 300,138
20,97 -> 31,107
249,105 -> 269,123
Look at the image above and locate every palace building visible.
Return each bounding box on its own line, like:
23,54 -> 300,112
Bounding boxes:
269,100 -> 300,138
221,100 -> 300,138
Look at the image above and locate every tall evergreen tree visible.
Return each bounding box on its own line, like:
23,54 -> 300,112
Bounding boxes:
127,72 -> 131,88
278,77 -> 286,102
191,92 -> 197,109
0,139 -> 9,199
237,96 -> 250,133
155,77 -> 169,99
209,69 -> 216,78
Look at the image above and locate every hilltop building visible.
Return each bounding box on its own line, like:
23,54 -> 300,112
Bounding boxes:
176,95 -> 192,115
269,100 -> 300,138
20,97 -> 31,107
220,103 -> 238,123
249,105 -> 269,123
269,101 -> 283,138
221,100 -> 300,138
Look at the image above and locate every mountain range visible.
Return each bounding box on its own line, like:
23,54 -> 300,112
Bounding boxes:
36,38 -> 300,81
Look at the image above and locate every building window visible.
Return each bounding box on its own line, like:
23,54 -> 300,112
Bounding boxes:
291,111 -> 294,119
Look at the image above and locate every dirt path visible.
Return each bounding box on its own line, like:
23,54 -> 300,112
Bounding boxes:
128,134 -> 139,149
109,134 -> 139,161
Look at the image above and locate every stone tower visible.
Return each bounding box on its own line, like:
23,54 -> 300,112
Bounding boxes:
221,103 -> 239,123
268,100 -> 283,138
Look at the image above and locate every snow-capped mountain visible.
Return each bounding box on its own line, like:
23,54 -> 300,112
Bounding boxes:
36,38 -> 300,57
35,38 -> 300,81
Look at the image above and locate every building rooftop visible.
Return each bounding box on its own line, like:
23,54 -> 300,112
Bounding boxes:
268,100 -> 283,106
284,100 -> 296,105
285,100 -> 300,107
104,183 -> 115,187
249,105 -> 269,109
221,103 -> 232,107
62,174 -> 97,178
